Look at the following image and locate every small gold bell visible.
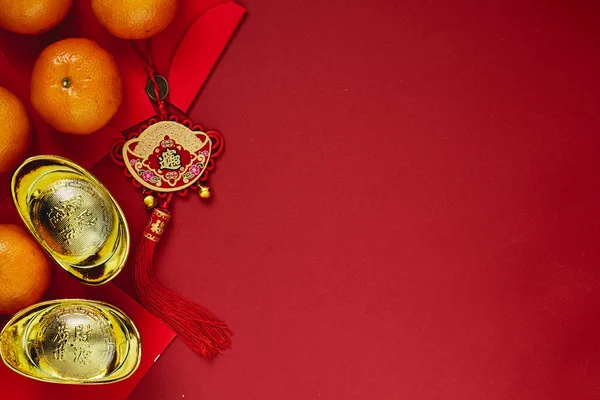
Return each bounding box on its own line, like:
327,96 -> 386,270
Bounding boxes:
143,194 -> 157,209
198,185 -> 211,199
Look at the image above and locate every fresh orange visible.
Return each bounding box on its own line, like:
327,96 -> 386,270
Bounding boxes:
0,0 -> 73,35
91,0 -> 180,39
0,87 -> 32,173
31,38 -> 123,135
0,224 -> 52,315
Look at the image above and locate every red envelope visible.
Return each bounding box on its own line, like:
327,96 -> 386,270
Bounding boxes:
150,0 -> 246,113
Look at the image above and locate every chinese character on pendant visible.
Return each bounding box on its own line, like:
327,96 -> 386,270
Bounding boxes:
158,149 -> 182,170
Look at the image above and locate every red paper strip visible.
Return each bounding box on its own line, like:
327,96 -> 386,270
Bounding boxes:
151,1 -> 246,112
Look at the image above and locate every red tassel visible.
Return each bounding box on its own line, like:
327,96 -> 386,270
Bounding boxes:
133,207 -> 233,359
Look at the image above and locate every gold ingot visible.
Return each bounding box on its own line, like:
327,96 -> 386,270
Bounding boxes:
11,156 -> 130,285
0,299 -> 141,384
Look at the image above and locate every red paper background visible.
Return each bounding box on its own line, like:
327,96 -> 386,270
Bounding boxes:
2,0 -> 600,398
120,0 -> 597,399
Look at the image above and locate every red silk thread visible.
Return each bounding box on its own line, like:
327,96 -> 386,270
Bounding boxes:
131,40 -> 168,120
134,198 -> 232,359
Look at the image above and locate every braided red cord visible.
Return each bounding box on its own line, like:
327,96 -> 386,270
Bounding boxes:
131,41 -> 168,120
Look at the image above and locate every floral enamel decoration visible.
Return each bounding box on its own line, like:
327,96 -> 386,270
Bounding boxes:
123,121 -> 211,192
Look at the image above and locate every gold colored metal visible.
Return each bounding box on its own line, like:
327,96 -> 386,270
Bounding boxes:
199,185 -> 210,199
123,121 -> 211,193
145,75 -> 169,102
11,156 -> 130,285
143,194 -> 157,209
0,299 -> 141,384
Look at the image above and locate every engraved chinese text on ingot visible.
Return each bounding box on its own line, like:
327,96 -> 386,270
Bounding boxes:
11,156 -> 130,284
0,300 -> 141,384
36,305 -> 116,379
33,179 -> 113,260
